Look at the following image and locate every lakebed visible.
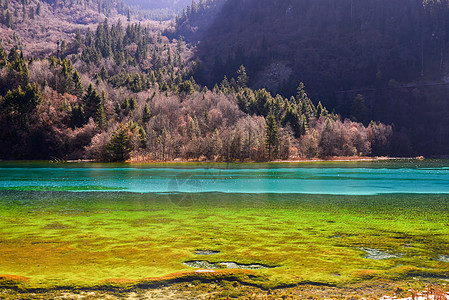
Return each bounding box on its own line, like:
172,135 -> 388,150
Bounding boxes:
0,160 -> 448,298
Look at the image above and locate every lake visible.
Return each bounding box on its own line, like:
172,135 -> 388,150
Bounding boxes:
0,160 -> 448,288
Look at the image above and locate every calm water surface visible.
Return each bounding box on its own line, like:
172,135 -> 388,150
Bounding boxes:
0,160 -> 448,195
0,160 -> 448,287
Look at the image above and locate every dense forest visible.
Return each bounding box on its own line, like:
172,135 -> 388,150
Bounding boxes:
122,0 -> 193,21
11,0 -> 449,160
173,0 -> 449,155
123,0 -> 190,11
0,0 -> 127,28
0,12 -> 393,161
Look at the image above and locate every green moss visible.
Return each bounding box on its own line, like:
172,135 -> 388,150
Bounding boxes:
0,191 -> 448,289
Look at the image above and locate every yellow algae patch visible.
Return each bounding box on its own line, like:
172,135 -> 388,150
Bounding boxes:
0,274 -> 30,287
101,269 -> 257,287
352,269 -> 383,279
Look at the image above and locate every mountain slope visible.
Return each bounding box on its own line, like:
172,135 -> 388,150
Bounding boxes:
174,0 -> 449,155
0,0 -> 128,57
123,0 -> 190,11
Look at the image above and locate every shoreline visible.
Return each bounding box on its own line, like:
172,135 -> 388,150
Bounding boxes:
0,274 -> 447,299
59,155 -> 424,164
126,156 -> 422,164
0,156 -> 435,164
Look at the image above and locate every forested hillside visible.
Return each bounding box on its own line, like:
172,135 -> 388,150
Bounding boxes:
0,0 -> 401,161
173,0 -> 449,155
123,0 -> 190,10
0,2 -> 393,161
0,0 -> 131,57
121,0 -> 192,21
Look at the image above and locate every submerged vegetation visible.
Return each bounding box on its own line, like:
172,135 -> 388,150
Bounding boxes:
1,1 -> 448,299
0,188 -> 448,291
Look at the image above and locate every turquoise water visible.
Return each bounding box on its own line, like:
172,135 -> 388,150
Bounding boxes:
0,160 -> 449,195
0,160 -> 448,287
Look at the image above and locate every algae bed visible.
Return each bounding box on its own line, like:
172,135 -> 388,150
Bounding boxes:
0,161 -> 448,292
0,191 -> 448,289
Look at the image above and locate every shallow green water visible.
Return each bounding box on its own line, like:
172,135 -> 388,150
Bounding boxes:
0,160 -> 448,287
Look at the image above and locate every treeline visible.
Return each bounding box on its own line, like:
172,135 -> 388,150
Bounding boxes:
125,0 -> 191,21
0,0 -> 42,28
171,0 -> 449,155
124,0 -> 191,11
68,19 -> 189,96
0,43 -> 393,161
0,0 -> 128,29
41,0 -> 127,16
167,0 -> 226,42
177,0 -> 449,93
176,0 -> 219,25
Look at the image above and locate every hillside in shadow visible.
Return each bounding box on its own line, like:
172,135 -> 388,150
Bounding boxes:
174,0 -> 449,155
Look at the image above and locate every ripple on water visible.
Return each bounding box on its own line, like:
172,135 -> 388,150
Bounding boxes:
184,260 -> 276,270
439,255 -> 449,263
194,250 -> 220,255
358,248 -> 401,260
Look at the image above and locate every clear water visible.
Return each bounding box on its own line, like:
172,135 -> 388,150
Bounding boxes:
0,160 -> 449,195
0,160 -> 448,287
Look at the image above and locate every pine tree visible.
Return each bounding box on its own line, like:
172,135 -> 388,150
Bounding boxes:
8,46 -> 19,63
178,80 -> 195,96
61,58 -> 73,93
2,83 -> 42,127
237,65 -> 249,89
5,11 -> 13,28
83,84 -> 102,119
70,104 -> 85,128
99,65 -> 108,79
74,30 -> 82,50
72,70 -> 83,98
0,46 -> 6,67
129,97 -> 137,111
138,126 -> 147,148
60,40 -> 67,55
121,97 -> 130,113
142,103 -> 151,123
106,123 -> 132,161
96,104 -> 107,129
265,113 -> 279,160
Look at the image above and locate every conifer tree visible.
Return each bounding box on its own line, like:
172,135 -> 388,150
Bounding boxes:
5,11 -> 12,28
121,97 -> 130,114
0,46 -> 6,67
96,104 -> 107,129
83,84 -> 102,120
129,97 -> 137,111
106,123 -> 132,161
2,83 -> 42,127
72,70 -> 83,99
138,126 -> 147,148
70,104 -> 85,128
142,103 -> 151,123
237,65 -> 249,89
265,113 -> 279,160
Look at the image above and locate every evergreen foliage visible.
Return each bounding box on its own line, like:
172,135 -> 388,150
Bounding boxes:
0,14 -> 395,161
265,113 -> 279,160
106,123 -> 132,161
